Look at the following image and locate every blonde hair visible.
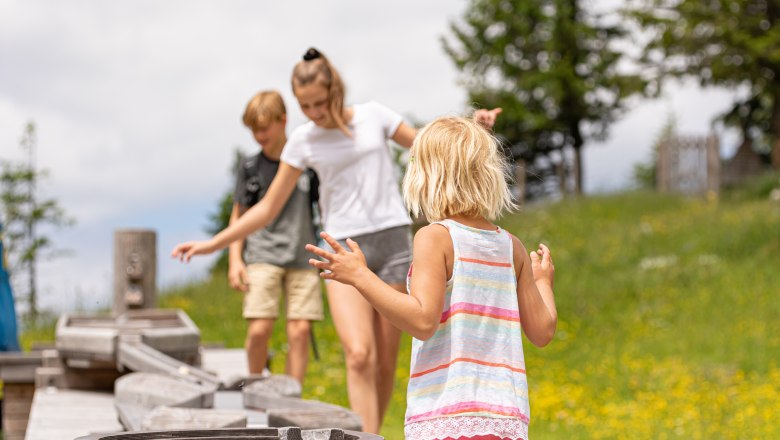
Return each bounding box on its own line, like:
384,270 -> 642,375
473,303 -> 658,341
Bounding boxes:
403,116 -> 516,222
242,90 -> 286,131
291,48 -> 350,136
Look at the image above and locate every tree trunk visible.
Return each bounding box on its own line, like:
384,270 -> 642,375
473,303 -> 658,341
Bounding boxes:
772,90 -> 780,170
572,143 -> 583,195
514,159 -> 526,205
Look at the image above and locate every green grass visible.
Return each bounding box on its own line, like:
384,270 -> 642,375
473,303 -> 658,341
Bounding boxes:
17,172 -> 780,439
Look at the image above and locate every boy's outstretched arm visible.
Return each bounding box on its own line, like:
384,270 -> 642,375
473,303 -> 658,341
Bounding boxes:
306,226 -> 449,340
513,237 -> 557,347
171,164 -> 303,262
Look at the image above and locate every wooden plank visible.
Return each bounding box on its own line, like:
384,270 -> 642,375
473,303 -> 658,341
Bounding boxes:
243,384 -> 362,432
2,416 -> 29,436
244,374 -> 301,398
140,406 -> 247,430
117,340 -> 221,389
199,348 -> 250,390
268,407 -> 362,432
3,383 -> 35,398
24,388 -> 123,440
213,390 -> 268,428
0,352 -> 43,383
55,314 -> 119,360
114,372 -> 215,409
3,397 -> 32,416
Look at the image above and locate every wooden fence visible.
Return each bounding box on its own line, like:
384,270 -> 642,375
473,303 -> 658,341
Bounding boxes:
657,134 -> 720,196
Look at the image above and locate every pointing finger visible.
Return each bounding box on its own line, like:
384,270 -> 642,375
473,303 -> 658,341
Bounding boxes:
305,243 -> 336,261
320,232 -> 346,254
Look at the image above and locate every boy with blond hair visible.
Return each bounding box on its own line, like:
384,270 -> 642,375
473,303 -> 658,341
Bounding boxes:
228,90 -> 322,384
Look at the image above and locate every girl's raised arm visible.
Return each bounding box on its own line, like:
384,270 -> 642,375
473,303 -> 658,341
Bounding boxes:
513,236 -> 557,347
391,122 -> 418,149
171,163 -> 303,262
390,108 -> 503,149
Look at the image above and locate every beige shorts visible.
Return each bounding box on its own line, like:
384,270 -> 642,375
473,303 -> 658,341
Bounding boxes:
244,263 -> 323,321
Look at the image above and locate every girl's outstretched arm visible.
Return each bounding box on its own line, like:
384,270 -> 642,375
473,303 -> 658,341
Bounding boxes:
391,122 -> 417,148
306,225 -> 450,340
473,108 -> 503,128
513,236 -> 557,347
390,108 -> 502,149
171,164 -> 303,262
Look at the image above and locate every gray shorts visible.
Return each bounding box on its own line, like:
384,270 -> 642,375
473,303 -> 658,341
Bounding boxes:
323,225 -> 412,284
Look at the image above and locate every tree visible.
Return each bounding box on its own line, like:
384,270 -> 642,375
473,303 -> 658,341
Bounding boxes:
443,0 -> 645,195
626,0 -> 780,169
1,122 -> 74,318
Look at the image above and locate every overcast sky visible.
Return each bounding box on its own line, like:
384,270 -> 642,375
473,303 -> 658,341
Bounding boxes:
1,0 -> 742,313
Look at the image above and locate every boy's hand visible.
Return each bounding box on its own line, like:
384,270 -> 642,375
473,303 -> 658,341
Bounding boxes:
473,107 -> 503,129
530,243 -> 554,288
305,232 -> 370,286
228,261 -> 248,292
171,240 -> 217,262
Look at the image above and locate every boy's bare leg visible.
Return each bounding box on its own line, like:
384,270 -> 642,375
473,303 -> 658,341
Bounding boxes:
326,281 -> 380,434
374,283 -> 404,426
285,319 -> 311,385
246,318 -> 275,374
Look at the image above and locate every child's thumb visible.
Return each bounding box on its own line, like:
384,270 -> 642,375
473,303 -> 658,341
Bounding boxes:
530,250 -> 540,263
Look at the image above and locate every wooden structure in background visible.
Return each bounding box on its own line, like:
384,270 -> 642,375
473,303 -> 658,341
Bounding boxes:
113,229 -> 157,314
657,134 -> 720,196
0,352 -> 43,440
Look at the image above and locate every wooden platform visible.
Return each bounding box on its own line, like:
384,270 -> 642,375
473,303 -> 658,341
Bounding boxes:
22,348 -> 263,440
24,389 -> 123,440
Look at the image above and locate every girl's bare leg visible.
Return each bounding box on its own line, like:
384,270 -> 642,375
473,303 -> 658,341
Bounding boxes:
374,283 -> 404,426
326,281 -> 381,433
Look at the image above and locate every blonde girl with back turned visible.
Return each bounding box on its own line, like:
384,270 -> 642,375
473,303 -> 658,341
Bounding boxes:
306,116 -> 558,440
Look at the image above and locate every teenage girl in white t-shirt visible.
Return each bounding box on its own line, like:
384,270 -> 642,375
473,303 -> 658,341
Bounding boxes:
172,47 -> 501,434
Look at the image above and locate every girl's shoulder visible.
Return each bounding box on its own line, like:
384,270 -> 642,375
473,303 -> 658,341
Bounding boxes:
413,223 -> 453,253
507,232 -> 529,278
354,100 -> 400,119
414,222 -> 452,240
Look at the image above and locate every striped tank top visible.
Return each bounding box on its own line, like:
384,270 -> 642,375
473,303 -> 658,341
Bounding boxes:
404,219 -> 529,440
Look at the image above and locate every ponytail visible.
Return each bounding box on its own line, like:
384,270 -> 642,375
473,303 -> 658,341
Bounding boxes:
292,47 -> 350,136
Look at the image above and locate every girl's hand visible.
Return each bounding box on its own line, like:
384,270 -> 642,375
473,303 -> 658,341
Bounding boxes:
530,243 -> 554,288
305,232 -> 370,286
171,240 -> 217,262
473,107 -> 503,129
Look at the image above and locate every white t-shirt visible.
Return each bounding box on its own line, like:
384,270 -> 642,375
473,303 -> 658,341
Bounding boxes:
281,101 -> 412,240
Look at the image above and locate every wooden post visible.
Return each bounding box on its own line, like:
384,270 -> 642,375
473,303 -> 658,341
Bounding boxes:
706,134 -> 721,196
514,159 -> 526,206
113,229 -> 156,315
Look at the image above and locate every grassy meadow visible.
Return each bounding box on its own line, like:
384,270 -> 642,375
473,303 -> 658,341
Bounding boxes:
17,173 -> 780,439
